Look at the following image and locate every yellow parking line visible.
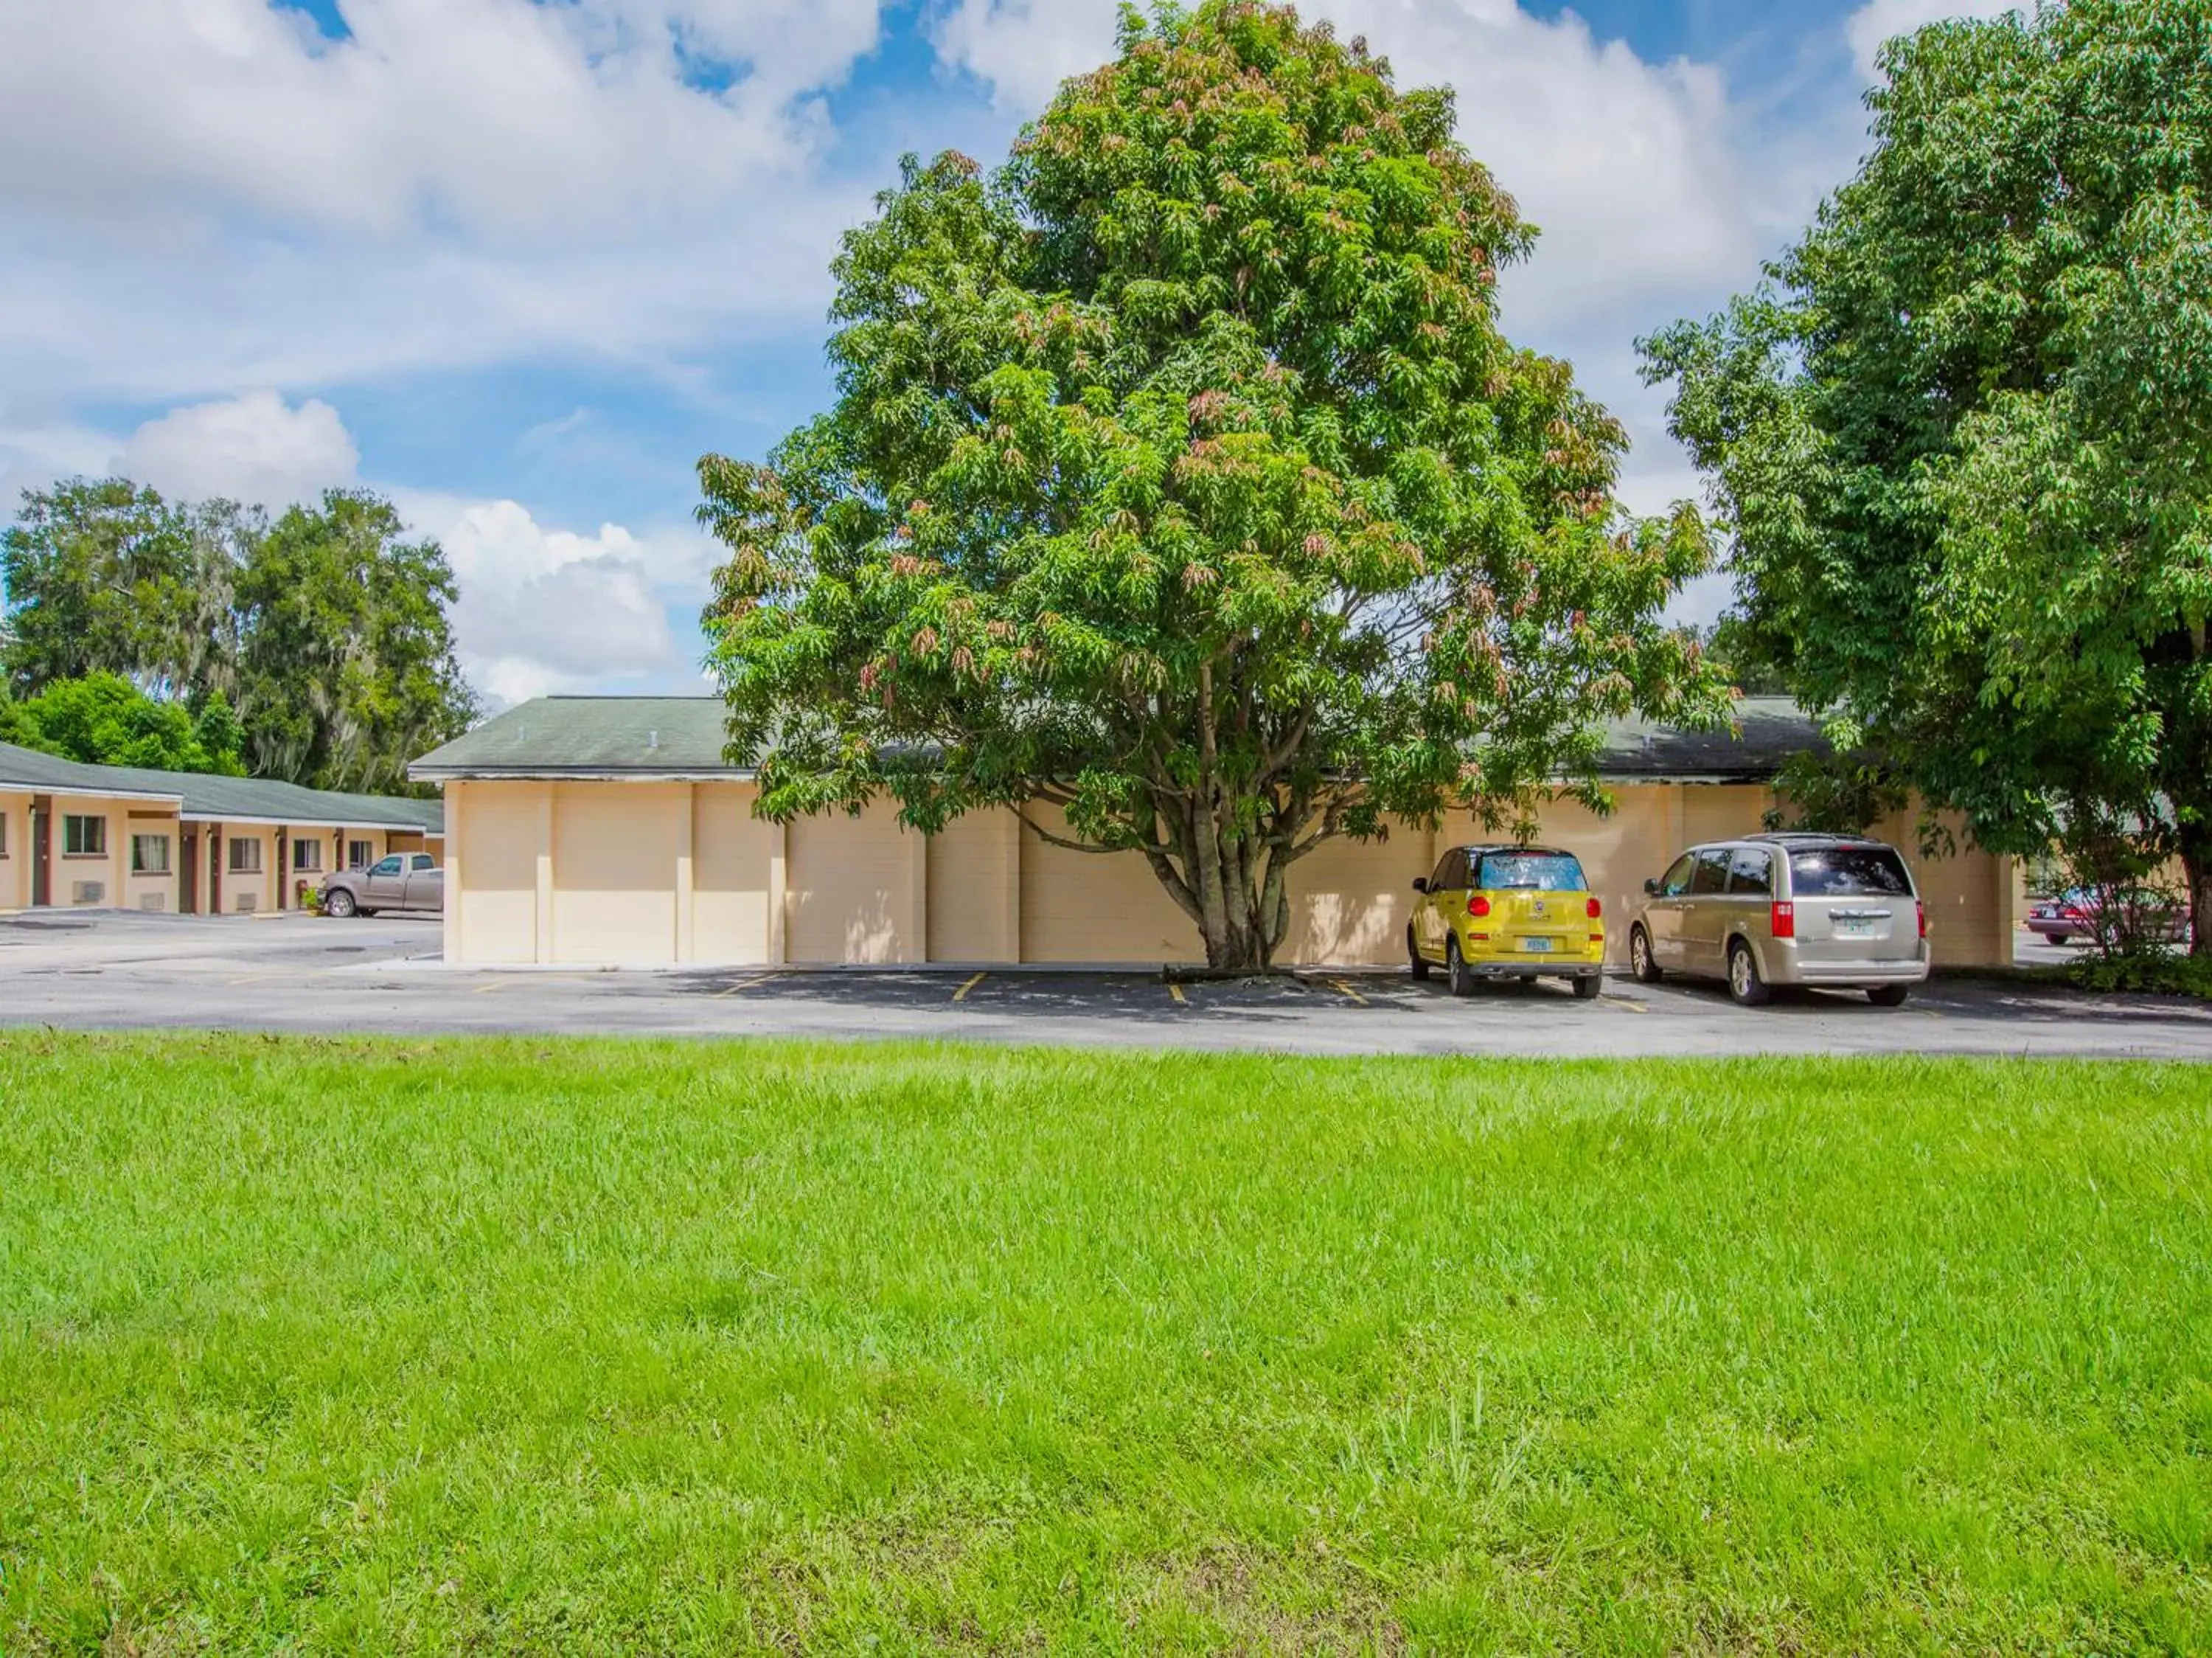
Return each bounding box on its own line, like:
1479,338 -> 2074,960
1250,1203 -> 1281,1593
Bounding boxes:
1615,1000 -> 1649,1014
953,971 -> 987,1002
714,975 -> 774,998
225,973 -> 283,986
472,978 -> 511,994
1329,978 -> 1368,1006
1168,982 -> 1187,1005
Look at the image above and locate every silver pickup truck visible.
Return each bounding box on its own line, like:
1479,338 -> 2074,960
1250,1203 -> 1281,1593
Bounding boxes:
320,853 -> 443,917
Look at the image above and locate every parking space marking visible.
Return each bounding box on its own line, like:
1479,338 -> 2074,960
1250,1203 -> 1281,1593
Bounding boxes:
953,972 -> 987,1003
1328,979 -> 1368,1007
472,979 -> 512,994
714,975 -> 776,998
1613,999 -> 1649,1013
1168,983 -> 1187,1006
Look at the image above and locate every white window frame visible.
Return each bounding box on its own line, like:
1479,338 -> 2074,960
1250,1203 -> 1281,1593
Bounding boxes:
347,839 -> 375,870
63,814 -> 107,856
227,836 -> 262,875
292,838 -> 324,873
131,833 -> 171,875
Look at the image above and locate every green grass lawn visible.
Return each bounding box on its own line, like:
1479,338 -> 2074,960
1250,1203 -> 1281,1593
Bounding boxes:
3,1036 -> 2208,1654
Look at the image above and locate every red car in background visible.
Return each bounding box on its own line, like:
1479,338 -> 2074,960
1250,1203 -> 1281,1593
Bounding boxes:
2025,887 -> 2191,947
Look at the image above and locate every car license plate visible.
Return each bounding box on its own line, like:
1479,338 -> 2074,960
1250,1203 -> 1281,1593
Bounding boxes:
1833,918 -> 1877,937
1520,937 -> 1554,953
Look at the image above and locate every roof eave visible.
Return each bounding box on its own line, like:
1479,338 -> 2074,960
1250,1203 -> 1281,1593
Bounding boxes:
411,766 -> 756,783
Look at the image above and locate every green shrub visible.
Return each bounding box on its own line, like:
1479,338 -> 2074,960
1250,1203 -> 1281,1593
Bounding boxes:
2067,949 -> 2212,999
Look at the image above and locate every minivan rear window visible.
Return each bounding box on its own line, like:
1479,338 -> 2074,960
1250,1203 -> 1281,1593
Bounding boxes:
1790,846 -> 1913,897
1476,853 -> 1587,891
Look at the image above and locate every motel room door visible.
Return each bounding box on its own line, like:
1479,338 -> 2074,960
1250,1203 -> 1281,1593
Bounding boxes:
30,798 -> 50,907
181,827 -> 198,915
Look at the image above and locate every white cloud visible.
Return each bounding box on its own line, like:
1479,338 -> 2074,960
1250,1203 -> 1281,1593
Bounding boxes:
122,390 -> 359,509
1846,0 -> 2021,75
403,493 -> 720,706
933,0 -> 1756,330
0,0 -> 886,406
0,0 -> 878,240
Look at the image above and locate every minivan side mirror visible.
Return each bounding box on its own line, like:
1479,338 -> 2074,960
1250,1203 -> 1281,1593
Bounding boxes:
1411,877 -> 1428,894
1643,877 -> 1660,896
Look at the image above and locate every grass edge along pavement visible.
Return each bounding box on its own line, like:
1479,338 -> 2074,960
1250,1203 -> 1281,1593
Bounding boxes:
3,1034 -> 2208,1653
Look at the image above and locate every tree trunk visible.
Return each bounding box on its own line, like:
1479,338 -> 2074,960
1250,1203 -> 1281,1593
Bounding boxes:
2182,822 -> 2212,962
1175,812 -> 1284,976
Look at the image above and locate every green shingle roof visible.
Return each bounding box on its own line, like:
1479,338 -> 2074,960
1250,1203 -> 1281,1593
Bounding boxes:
0,741 -> 443,832
411,696 -> 1823,784
411,698 -> 739,778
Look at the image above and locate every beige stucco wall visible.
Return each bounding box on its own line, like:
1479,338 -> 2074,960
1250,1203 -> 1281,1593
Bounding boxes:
49,793 -> 132,910
209,825 -> 278,914
1873,806 -> 2016,966
436,778 -> 2020,971
1018,803 -> 1203,964
120,811 -> 181,914
787,797 -> 926,964
693,782 -> 777,965
926,808 -> 1020,963
453,783 -> 546,962
0,790 -> 29,910
1532,788 -> 1683,966
552,782 -> 684,964
1280,825 -> 1431,968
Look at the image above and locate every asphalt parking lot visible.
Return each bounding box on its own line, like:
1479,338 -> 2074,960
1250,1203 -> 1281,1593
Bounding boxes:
4,908 -> 2208,1058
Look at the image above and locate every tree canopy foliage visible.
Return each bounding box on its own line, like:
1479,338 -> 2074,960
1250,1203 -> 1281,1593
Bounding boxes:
0,672 -> 246,774
1644,0 -> 2212,955
703,0 -> 1726,971
1,480 -> 476,795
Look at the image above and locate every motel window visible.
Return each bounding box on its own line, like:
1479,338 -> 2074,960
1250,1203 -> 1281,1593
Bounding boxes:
228,837 -> 262,875
63,814 -> 107,856
0,811 -> 7,857
293,839 -> 323,873
348,840 -> 375,870
131,834 -> 171,875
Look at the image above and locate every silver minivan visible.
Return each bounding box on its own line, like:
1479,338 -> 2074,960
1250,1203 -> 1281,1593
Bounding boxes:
1627,833 -> 1930,1007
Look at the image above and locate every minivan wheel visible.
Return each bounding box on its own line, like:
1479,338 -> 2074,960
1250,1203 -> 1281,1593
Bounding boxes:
1727,939 -> 1772,1007
324,888 -> 357,919
1408,925 -> 1431,982
1447,938 -> 1475,998
1630,925 -> 1662,984
1867,984 -> 1911,1007
1571,973 -> 1602,1001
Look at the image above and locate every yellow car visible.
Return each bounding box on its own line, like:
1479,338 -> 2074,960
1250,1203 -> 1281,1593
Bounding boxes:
1408,844 -> 1607,999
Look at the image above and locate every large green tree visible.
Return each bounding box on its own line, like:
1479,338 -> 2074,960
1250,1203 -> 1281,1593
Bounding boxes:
234,490 -> 477,794
1644,0 -> 2212,954
0,672 -> 246,774
702,0 -> 1724,972
0,479 -> 198,698
3,479 -> 475,795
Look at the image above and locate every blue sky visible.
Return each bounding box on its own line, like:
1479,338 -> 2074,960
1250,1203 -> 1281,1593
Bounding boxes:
0,0 -> 2010,707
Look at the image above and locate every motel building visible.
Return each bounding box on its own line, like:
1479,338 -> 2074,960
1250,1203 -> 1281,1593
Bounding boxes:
0,742 -> 442,917
412,696 -> 2020,971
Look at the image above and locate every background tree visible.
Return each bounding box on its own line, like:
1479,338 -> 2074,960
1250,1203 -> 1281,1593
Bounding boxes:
0,671 -> 246,774
1694,612 -> 1789,697
703,0 -> 1725,973
1642,0 -> 2212,956
0,479 -> 199,697
4,479 -> 476,794
234,490 -> 478,794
